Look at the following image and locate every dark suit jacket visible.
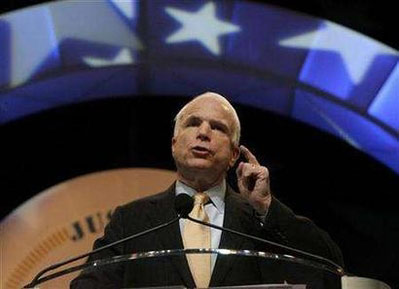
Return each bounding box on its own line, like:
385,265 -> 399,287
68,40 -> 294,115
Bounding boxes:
70,183 -> 344,289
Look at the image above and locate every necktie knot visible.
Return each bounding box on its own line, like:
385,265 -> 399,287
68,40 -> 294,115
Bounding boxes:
193,192 -> 209,206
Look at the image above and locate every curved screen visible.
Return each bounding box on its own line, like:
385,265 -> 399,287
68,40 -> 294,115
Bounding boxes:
0,0 -> 398,173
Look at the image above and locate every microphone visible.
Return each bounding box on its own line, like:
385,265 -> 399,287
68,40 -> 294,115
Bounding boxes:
175,192 -> 194,217
23,195 -> 192,288
177,194 -> 345,276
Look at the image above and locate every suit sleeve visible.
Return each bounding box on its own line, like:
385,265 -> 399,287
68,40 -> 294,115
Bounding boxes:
259,196 -> 344,267
249,197 -> 344,288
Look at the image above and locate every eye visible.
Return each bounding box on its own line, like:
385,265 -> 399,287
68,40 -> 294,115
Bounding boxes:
212,124 -> 223,131
211,123 -> 227,133
185,117 -> 201,127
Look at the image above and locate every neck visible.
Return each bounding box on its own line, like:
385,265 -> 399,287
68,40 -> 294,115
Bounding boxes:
176,171 -> 225,192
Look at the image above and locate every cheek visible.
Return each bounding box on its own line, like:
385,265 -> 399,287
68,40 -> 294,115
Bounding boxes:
219,143 -> 234,158
173,137 -> 188,156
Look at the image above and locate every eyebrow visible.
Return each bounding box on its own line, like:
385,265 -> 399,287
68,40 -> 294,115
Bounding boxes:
185,115 -> 230,133
184,115 -> 200,123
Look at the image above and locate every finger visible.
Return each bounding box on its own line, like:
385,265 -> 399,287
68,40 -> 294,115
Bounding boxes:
240,145 -> 260,165
241,164 -> 269,185
241,163 -> 257,178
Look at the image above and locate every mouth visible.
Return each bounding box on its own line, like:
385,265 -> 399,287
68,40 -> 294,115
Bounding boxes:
191,145 -> 212,156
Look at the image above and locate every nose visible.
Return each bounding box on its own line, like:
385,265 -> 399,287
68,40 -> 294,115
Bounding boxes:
197,122 -> 211,141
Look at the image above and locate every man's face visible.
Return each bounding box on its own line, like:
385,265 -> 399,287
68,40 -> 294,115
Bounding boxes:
172,97 -> 239,179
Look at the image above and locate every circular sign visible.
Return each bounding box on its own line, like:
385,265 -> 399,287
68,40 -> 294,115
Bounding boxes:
1,167 -> 176,289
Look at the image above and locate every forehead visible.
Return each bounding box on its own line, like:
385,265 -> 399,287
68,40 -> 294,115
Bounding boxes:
181,97 -> 234,124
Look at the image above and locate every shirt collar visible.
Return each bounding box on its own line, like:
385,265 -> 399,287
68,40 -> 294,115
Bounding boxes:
175,179 -> 226,214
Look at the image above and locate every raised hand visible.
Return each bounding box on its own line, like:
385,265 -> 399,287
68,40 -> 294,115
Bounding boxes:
236,145 -> 272,214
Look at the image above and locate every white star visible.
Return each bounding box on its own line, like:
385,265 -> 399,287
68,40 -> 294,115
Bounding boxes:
4,0 -> 144,87
83,48 -> 134,67
165,2 -> 241,55
279,21 -> 398,84
48,1 -> 143,52
109,0 -> 136,20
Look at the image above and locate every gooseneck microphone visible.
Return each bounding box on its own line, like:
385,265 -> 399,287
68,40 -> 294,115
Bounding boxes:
23,195 -> 193,288
23,194 -> 345,288
177,194 -> 345,276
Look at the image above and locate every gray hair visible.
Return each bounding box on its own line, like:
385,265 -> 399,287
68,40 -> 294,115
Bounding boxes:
173,92 -> 241,146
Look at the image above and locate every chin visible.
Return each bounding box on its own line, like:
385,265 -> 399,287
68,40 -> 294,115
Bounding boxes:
188,161 -> 213,170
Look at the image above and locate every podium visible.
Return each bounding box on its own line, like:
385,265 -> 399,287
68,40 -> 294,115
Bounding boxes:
24,248 -> 390,289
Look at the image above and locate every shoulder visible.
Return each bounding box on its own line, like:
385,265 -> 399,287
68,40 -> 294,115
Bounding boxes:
122,186 -> 174,209
110,183 -> 175,221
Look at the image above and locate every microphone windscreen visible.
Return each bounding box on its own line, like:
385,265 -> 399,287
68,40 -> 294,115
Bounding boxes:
174,194 -> 194,218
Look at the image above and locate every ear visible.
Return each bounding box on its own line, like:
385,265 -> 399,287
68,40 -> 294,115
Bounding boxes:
229,144 -> 240,168
171,137 -> 177,154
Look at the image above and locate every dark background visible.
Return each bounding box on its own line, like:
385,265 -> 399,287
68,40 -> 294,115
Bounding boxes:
1,0 -> 398,288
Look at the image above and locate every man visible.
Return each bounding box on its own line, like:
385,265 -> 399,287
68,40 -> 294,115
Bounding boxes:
71,92 -> 344,288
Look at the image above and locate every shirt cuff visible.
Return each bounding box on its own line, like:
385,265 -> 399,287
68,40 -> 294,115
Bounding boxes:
254,209 -> 269,227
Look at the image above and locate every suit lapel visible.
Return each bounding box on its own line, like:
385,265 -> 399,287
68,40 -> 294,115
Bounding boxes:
210,186 -> 254,286
147,184 -> 195,288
